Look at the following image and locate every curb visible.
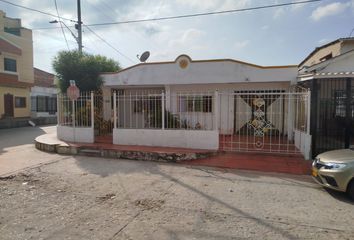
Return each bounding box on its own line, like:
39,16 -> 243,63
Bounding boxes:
34,139 -> 216,163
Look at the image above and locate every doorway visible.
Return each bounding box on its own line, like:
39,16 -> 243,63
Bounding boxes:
4,94 -> 14,117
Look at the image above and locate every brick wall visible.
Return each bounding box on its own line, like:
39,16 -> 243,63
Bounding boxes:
34,68 -> 55,87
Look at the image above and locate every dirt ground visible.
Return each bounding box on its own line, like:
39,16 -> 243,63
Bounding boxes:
1,155 -> 354,240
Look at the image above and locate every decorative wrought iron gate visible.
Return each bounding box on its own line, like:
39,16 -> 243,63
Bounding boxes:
219,90 -> 310,154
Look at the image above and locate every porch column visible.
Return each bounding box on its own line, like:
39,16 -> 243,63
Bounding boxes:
287,92 -> 294,141
113,91 -> 117,129
214,90 -> 219,131
161,92 -> 165,130
91,91 -> 94,129
56,93 -> 60,125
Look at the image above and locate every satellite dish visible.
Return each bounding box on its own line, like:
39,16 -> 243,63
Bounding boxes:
137,51 -> 150,63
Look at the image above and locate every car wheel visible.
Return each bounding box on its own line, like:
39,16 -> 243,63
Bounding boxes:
348,180 -> 354,200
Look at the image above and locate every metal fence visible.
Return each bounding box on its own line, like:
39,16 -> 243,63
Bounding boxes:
218,90 -> 310,154
57,89 -> 310,154
57,92 -> 93,127
113,91 -> 216,130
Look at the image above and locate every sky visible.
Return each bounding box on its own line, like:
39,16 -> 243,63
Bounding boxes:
1,0 -> 354,73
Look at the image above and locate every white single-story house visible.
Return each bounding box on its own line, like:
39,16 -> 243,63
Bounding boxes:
31,68 -> 58,118
96,55 -> 310,157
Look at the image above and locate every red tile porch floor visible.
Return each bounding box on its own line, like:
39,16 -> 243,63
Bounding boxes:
187,152 -> 312,175
86,135 -> 311,175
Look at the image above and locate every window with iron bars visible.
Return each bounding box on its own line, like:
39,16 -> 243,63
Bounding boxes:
178,95 -> 212,113
133,96 -> 161,113
31,96 -> 57,113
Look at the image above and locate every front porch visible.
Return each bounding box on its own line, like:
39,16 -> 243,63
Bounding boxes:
56,89 -> 312,159
35,131 -> 311,175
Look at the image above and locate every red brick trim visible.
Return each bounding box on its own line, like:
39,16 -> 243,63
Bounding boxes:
0,38 -> 22,55
0,72 -> 33,88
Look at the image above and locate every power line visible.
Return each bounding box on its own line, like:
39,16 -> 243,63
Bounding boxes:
86,0 -> 324,27
83,25 -> 136,64
349,27 -> 354,38
0,0 -> 76,22
25,0 -> 323,30
54,0 -> 70,50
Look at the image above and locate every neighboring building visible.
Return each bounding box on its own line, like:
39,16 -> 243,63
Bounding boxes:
299,38 -> 354,69
31,68 -> 58,118
298,38 -> 354,157
0,10 -> 34,119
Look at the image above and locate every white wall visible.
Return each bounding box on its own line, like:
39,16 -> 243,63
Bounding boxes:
113,129 -> 219,150
57,125 -> 94,143
103,55 -> 297,87
294,130 -> 312,160
31,86 -> 57,96
31,112 -> 56,118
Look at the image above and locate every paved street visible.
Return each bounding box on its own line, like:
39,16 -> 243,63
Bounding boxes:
0,126 -> 62,176
0,126 -> 354,240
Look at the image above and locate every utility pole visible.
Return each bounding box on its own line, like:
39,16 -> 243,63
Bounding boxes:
77,0 -> 83,53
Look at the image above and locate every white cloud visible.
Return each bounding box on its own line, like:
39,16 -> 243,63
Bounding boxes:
175,0 -> 251,11
318,38 -> 330,45
273,7 -> 285,19
311,2 -> 351,21
150,28 -> 207,60
167,28 -> 205,49
291,0 -> 306,11
261,25 -> 269,30
233,40 -> 249,49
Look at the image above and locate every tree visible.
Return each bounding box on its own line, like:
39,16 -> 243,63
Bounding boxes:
53,51 -> 121,92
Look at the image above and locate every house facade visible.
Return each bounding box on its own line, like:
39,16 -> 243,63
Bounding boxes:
0,10 -> 34,119
298,38 -> 354,157
94,55 -> 310,158
31,68 -> 58,118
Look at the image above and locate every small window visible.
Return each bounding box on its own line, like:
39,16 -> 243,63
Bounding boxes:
15,97 -> 26,108
133,96 -> 161,113
4,27 -> 21,36
178,95 -> 213,113
4,58 -> 17,72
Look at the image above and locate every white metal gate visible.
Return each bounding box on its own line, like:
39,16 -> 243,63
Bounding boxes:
218,90 -> 310,154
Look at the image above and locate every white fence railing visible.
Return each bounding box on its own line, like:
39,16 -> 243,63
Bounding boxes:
56,89 -> 311,156
113,91 -> 217,131
57,92 -> 94,128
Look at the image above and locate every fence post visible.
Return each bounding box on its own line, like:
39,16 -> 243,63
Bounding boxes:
91,91 -> 94,129
56,93 -> 60,126
72,100 -> 75,128
161,92 -> 165,130
214,90 -> 219,131
307,90 -> 311,135
113,91 -> 117,129
287,92 -> 294,141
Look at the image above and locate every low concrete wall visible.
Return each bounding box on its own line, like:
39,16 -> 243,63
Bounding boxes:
57,125 -> 94,143
113,129 -> 219,150
0,117 -> 57,129
294,130 -> 312,160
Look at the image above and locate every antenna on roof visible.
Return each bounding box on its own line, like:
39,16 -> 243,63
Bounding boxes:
137,51 -> 150,63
